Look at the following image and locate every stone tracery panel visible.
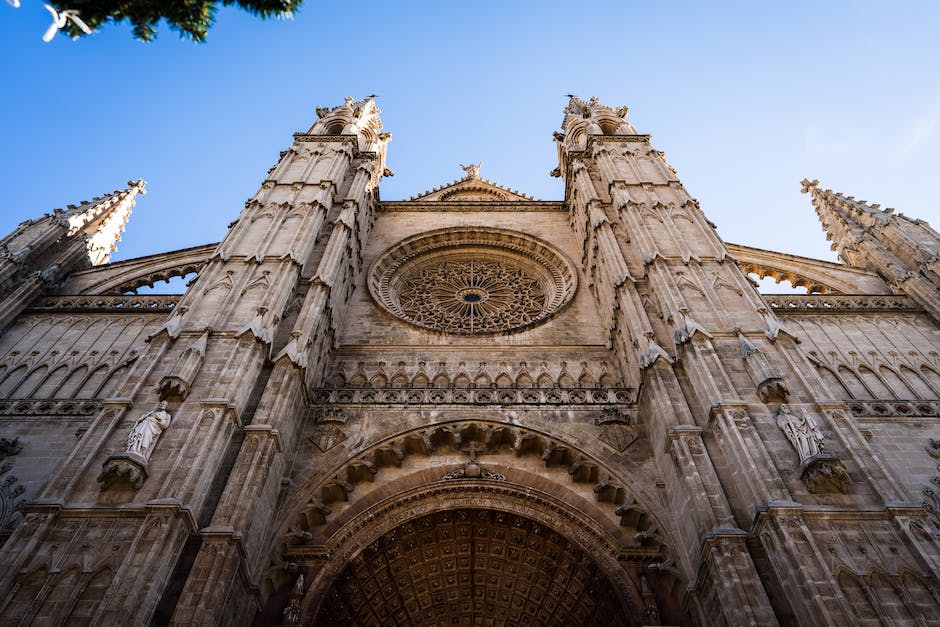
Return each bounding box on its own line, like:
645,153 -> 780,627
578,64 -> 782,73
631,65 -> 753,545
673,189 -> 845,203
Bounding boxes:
369,228 -> 577,335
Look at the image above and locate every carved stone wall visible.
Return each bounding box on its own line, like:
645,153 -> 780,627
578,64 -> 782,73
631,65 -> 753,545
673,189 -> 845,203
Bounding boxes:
1,99 -> 939,626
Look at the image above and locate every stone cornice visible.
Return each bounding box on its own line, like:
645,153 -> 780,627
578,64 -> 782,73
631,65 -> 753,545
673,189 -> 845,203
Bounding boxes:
378,200 -> 565,212
751,502 -> 928,533
20,497 -> 198,533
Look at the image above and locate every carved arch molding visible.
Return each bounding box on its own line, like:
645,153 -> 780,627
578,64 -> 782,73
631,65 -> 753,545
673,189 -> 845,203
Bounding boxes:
74,243 -> 215,295
296,486 -> 682,627
270,420 -> 691,626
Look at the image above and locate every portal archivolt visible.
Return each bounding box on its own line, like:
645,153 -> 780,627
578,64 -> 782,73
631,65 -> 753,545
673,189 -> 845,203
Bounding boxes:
265,420 -> 691,625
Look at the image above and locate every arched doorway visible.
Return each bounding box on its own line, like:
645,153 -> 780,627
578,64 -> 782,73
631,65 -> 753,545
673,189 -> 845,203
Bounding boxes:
315,507 -> 628,626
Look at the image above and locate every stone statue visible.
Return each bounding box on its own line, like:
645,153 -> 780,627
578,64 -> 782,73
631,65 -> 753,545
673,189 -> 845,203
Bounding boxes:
126,400 -> 171,460
283,573 -> 304,624
459,162 -> 482,179
776,404 -> 824,462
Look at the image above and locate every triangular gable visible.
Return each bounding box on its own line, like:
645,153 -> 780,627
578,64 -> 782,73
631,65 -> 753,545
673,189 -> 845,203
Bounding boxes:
407,165 -> 536,202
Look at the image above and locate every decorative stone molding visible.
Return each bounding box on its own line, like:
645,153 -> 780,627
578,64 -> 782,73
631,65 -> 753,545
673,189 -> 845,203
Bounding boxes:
0,399 -> 101,416
923,468 -> 940,528
323,357 -> 621,390
441,462 -> 505,481
26,294 -> 180,312
847,400 -> 940,418
0,437 -> 25,536
765,294 -> 919,313
309,387 -> 635,406
368,227 -> 577,335
380,200 -> 564,212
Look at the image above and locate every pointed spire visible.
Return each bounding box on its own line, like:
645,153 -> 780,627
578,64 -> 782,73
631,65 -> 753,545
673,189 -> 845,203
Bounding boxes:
61,179 -> 146,265
803,179 -> 940,321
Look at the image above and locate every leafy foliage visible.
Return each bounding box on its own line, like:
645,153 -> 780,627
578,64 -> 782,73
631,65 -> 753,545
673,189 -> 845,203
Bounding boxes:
52,0 -> 303,42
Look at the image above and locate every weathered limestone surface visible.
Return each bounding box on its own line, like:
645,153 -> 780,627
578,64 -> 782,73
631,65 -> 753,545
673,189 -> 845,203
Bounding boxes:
0,97 -> 938,626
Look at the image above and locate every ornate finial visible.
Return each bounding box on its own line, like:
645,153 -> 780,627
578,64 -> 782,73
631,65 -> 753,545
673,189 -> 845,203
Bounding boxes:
800,178 -> 819,194
459,162 -> 482,179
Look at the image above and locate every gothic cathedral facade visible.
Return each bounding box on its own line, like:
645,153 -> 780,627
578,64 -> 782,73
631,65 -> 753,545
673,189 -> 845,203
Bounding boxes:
0,97 -> 939,625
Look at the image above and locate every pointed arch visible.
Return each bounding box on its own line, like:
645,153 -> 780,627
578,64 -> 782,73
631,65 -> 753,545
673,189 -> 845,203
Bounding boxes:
95,363 -> 130,398
837,366 -> 869,399
0,364 -> 28,397
35,565 -> 82,624
868,571 -> 915,623
858,366 -> 892,398
11,365 -> 48,399
76,365 -> 110,399
68,567 -> 114,622
835,569 -> 878,626
919,365 -> 940,396
453,372 -> 471,388
473,371 -> 492,388
516,371 -> 534,388
816,366 -> 851,399
56,364 -> 89,398
30,364 -> 69,398
2,566 -> 48,623
878,366 -> 918,400
494,372 -> 513,388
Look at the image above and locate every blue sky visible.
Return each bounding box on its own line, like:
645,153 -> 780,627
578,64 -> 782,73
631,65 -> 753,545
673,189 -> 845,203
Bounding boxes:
2,1 -> 939,283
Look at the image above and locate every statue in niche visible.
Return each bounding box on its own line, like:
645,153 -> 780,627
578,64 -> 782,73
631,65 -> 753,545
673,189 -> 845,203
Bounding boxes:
126,400 -> 172,460
776,404 -> 824,463
98,401 -> 173,490
777,404 -> 851,494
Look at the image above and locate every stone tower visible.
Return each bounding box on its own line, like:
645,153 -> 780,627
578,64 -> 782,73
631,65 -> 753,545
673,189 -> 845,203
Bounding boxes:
0,97 -> 938,626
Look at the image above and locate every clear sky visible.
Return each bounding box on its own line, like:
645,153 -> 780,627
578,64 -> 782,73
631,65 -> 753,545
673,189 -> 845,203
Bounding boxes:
2,1 -> 939,283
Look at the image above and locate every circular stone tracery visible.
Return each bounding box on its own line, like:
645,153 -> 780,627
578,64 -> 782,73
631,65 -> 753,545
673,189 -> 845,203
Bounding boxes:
369,229 -> 577,335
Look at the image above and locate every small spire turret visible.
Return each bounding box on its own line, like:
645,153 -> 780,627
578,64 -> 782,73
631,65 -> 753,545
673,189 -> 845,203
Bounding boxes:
803,179 -> 940,320
0,179 -> 145,332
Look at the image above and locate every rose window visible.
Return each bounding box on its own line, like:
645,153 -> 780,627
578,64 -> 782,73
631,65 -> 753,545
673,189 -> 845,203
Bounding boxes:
369,228 -> 577,335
